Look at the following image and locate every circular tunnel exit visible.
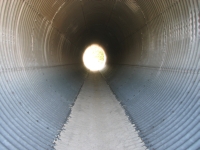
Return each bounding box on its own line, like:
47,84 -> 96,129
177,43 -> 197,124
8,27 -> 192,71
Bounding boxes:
82,44 -> 107,71
0,0 -> 199,150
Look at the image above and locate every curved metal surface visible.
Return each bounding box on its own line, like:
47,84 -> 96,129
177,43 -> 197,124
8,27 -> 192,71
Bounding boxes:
0,0 -> 199,149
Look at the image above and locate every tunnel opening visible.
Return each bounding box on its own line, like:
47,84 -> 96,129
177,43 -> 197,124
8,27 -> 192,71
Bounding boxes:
0,0 -> 199,150
82,44 -> 107,72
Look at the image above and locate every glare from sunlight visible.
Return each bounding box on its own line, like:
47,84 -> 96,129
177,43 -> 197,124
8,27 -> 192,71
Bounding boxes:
83,44 -> 106,71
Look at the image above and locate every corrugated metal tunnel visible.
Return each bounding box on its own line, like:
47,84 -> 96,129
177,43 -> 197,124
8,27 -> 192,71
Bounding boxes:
0,0 -> 199,149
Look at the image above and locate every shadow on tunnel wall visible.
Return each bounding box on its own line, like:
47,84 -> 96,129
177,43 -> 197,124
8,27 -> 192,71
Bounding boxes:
0,0 -> 199,150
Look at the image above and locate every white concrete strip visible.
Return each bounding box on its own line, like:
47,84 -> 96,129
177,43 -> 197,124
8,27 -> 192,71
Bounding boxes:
55,73 -> 146,150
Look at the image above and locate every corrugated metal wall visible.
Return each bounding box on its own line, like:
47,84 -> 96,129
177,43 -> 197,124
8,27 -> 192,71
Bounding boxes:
0,0 -> 199,149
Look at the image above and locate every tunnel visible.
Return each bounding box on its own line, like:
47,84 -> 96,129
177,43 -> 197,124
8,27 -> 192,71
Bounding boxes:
0,0 -> 200,150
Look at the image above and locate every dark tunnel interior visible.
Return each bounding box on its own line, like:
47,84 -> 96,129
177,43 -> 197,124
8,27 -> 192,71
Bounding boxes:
0,0 -> 199,150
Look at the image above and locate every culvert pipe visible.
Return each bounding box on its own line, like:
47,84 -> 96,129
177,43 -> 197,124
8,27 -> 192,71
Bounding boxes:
0,0 -> 199,150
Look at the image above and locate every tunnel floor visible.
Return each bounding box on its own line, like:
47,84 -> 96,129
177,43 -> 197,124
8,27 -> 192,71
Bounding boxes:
55,73 -> 146,150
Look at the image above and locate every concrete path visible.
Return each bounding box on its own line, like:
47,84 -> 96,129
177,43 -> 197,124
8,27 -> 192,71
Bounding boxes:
55,73 -> 146,150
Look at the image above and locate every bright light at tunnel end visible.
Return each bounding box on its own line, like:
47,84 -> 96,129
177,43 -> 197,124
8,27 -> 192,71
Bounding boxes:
83,44 -> 107,72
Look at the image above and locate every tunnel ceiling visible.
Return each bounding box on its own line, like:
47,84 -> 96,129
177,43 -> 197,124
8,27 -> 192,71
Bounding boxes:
50,0 -> 140,62
0,0 -> 200,150
15,0 -> 148,62
2,0 -> 199,66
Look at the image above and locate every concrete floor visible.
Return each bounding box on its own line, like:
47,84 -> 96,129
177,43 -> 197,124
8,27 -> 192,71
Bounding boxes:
55,73 -> 146,150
